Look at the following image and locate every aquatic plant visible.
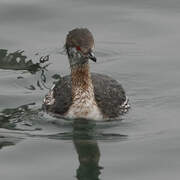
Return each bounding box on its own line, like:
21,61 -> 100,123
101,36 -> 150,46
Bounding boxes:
0,49 -> 50,74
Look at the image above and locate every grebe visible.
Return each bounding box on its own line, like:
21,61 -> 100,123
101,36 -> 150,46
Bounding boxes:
43,28 -> 130,120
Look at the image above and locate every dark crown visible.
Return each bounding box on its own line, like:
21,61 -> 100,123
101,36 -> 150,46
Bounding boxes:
65,28 -> 94,53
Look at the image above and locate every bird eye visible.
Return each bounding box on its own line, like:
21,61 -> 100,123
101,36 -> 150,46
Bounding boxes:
76,46 -> 81,51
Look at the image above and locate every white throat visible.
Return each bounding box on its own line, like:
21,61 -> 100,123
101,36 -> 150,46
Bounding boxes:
66,87 -> 103,120
66,63 -> 103,120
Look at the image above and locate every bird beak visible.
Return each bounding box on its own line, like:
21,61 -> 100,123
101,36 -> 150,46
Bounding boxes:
88,51 -> 97,62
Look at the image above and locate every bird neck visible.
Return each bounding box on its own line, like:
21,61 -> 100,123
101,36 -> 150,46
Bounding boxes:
67,62 -> 103,120
70,62 -> 94,100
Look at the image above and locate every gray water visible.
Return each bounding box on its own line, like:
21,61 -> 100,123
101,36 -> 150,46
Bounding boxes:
0,0 -> 180,179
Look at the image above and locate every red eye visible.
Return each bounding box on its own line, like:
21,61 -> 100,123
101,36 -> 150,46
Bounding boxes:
76,46 -> 81,51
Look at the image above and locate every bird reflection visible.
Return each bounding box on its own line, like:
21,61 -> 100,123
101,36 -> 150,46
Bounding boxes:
73,119 -> 102,180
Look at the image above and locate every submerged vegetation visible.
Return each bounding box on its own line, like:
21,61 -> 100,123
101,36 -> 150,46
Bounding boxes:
0,49 -> 50,73
0,49 -> 61,90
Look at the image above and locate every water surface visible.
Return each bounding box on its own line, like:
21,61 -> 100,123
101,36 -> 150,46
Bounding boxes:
0,0 -> 180,179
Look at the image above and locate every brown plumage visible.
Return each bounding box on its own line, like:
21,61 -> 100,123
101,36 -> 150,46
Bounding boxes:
43,28 -> 130,120
71,63 -> 91,94
65,28 -> 94,54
